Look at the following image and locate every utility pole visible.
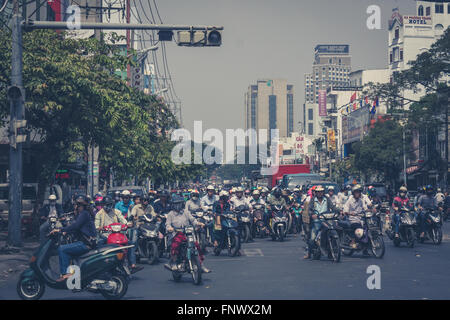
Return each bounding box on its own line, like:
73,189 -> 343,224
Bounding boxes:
7,0 -> 25,247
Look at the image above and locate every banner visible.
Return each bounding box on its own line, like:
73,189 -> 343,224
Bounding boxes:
318,89 -> 327,117
327,129 -> 336,152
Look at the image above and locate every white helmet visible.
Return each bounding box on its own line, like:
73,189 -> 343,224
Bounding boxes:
206,185 -> 215,191
121,190 -> 131,196
235,186 -> 244,193
354,228 -> 364,239
48,194 -> 57,201
219,190 -> 229,197
252,190 -> 260,195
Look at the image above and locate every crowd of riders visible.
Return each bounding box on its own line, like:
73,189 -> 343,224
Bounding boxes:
38,181 -> 450,281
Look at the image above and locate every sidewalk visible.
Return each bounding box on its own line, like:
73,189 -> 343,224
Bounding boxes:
0,233 -> 39,288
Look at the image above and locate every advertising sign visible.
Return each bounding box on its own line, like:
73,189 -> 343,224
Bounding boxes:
342,106 -> 370,144
327,129 -> 336,152
318,89 -> 327,117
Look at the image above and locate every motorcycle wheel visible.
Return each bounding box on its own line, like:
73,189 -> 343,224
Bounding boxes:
430,227 -> 442,245
190,255 -> 202,285
279,228 -> 284,242
370,234 -> 385,259
242,225 -> 250,243
328,237 -> 341,263
228,233 -> 240,257
312,248 -> 321,260
213,247 -> 221,256
100,274 -> 128,300
393,236 -> 401,247
199,232 -> 207,253
145,241 -> 159,265
17,277 -> 45,300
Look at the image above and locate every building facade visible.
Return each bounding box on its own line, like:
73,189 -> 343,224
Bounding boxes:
245,79 -> 294,138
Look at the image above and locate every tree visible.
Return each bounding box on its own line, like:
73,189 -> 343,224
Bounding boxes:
353,120 -> 410,187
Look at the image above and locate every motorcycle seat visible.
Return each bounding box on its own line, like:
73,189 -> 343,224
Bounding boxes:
78,244 -> 119,259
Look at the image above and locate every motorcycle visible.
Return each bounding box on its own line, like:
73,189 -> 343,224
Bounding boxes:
270,204 -> 288,242
386,206 -> 416,248
191,208 -> 214,253
136,214 -> 163,264
166,226 -> 203,285
310,210 -> 341,262
213,211 -> 241,257
418,208 -> 442,245
290,205 -> 303,234
235,205 -> 252,243
17,232 -> 133,300
251,203 -> 269,238
339,211 -> 385,259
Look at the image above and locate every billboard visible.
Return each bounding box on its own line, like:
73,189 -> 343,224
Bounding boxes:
318,89 -> 327,117
327,129 -> 336,152
342,106 -> 370,144
403,16 -> 431,26
315,45 -> 349,54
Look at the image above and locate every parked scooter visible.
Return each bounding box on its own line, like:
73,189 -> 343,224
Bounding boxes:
17,232 -> 133,300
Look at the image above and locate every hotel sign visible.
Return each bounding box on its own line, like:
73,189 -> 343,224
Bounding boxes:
315,45 -> 349,54
403,16 -> 431,25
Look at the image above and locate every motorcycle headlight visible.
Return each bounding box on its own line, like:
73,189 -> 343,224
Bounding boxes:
111,224 -> 122,232
185,227 -> 194,234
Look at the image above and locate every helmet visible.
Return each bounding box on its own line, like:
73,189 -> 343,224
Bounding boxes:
219,190 -> 229,201
235,186 -> 244,193
425,185 -> 433,191
354,228 -> 364,239
352,184 -> 363,193
102,196 -> 114,210
252,190 -> 260,195
191,189 -> 199,198
206,185 -> 215,191
245,189 -> 251,195
114,191 -> 121,195
315,185 -> 325,192
121,190 -> 131,197
437,188 -> 442,192
171,194 -> 185,211
346,185 -> 352,190
262,187 -> 269,193
328,186 -> 335,191
399,186 -> 407,193
75,195 -> 89,206
158,190 -> 170,198
48,194 -> 57,201
273,188 -> 282,197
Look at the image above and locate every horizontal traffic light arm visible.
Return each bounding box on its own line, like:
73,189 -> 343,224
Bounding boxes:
23,20 -> 224,32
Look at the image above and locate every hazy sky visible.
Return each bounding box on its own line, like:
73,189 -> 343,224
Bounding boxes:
143,0 -> 416,134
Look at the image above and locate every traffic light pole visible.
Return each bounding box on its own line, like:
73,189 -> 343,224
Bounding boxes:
8,0 -> 24,247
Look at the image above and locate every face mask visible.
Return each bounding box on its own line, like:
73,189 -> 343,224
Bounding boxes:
192,196 -> 198,200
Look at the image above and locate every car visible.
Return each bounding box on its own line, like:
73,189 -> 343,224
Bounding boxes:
305,181 -> 341,193
106,185 -> 147,198
0,183 -> 38,234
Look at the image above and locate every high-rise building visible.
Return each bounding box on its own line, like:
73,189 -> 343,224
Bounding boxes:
245,79 -> 294,138
304,45 -> 351,105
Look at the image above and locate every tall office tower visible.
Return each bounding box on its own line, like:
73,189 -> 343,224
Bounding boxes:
245,79 -> 294,138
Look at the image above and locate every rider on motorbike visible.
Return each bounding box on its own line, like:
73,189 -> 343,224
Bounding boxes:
230,187 -> 250,210
305,185 -> 336,259
266,187 -> 287,231
185,189 -> 202,214
392,186 -> 409,238
114,190 -> 134,219
201,185 -> 219,211
326,186 -> 339,208
417,185 -> 440,240
39,194 -> 64,245
49,196 -> 97,282
342,184 -> 369,254
153,190 -> 172,215
164,195 -> 210,273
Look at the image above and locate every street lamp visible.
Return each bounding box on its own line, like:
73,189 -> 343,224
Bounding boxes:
127,45 -> 159,59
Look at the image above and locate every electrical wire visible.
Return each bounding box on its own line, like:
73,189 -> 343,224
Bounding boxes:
0,0 -> 9,13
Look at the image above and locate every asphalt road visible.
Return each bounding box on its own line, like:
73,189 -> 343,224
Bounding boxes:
1,223 -> 450,300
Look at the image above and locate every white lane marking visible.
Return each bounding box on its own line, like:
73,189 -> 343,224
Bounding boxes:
243,248 -> 264,257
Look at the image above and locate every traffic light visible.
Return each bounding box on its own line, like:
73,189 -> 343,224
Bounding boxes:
177,28 -> 222,47
9,119 -> 27,149
7,85 -> 27,149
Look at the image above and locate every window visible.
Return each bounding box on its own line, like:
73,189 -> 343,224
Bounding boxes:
393,47 -> 399,62
418,5 -> 423,16
394,27 -> 399,39
329,58 -> 332,64
250,93 -> 257,129
448,4 -> 450,14
436,3 -> 444,14
269,95 -> 277,130
426,6 -> 431,16
308,123 -> 314,136
390,52 -> 393,64
400,49 -> 403,61
338,59 -> 342,65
